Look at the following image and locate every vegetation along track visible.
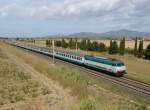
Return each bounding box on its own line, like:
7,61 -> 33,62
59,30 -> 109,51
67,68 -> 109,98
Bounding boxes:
11,43 -> 150,98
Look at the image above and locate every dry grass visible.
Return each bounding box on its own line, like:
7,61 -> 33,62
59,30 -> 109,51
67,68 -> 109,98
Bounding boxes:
26,39 -> 150,84
0,42 -> 74,110
1,41 -> 149,110
0,48 -> 51,107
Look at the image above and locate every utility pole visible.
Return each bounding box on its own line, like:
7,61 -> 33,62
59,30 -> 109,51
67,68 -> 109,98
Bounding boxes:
52,40 -> 55,64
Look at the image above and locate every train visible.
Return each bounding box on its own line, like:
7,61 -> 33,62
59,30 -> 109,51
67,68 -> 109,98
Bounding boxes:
11,42 -> 126,77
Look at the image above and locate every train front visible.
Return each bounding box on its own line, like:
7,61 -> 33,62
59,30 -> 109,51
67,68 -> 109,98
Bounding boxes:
114,62 -> 126,76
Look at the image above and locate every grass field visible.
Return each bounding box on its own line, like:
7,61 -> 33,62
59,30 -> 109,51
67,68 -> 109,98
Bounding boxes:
1,41 -> 149,110
0,42 -> 74,110
23,39 -> 150,84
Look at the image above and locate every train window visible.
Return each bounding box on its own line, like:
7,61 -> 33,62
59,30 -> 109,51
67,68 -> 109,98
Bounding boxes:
117,63 -> 124,66
112,64 -> 116,66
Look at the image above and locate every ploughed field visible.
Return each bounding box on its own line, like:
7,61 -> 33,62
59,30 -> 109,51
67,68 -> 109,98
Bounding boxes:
0,41 -> 149,110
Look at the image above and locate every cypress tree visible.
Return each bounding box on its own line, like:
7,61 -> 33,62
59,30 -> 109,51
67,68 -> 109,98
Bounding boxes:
134,37 -> 138,56
109,40 -> 118,54
119,37 -> 125,56
61,38 -> 68,48
69,38 -> 73,49
145,44 -> 150,59
79,39 -> 87,50
46,40 -> 48,46
138,40 -> 144,58
86,39 -> 92,51
109,40 -> 113,54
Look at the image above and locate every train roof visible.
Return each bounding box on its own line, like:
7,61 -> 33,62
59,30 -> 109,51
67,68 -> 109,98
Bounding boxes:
55,49 -> 85,57
84,55 -> 124,64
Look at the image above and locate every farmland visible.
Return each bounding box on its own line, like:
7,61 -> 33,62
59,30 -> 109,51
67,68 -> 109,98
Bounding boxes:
24,39 -> 150,49
0,41 -> 149,110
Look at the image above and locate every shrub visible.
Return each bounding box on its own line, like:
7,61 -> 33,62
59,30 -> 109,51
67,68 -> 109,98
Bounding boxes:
125,48 -> 134,54
80,99 -> 96,110
98,42 -> 107,52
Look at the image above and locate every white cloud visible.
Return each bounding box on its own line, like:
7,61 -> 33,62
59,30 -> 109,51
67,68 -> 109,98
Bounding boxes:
0,0 -> 150,32
0,0 -> 132,19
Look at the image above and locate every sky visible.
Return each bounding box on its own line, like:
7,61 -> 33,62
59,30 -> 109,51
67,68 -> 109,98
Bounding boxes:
0,0 -> 150,37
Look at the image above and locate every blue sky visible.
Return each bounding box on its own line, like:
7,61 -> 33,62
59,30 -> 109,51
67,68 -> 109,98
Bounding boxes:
0,0 -> 150,37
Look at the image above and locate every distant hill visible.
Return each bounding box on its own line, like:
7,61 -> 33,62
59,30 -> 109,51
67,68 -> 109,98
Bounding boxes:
69,29 -> 150,38
101,29 -> 150,38
70,32 -> 99,37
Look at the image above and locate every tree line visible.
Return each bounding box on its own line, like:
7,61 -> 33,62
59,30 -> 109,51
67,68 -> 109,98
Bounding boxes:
46,38 -> 150,60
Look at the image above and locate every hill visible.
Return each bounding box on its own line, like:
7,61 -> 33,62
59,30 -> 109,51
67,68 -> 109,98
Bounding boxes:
69,29 -> 150,38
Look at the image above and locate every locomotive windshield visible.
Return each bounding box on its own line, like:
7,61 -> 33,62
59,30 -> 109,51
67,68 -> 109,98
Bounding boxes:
112,63 -> 124,67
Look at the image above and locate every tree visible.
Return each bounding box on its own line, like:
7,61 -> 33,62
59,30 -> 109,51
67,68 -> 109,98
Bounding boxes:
79,39 -> 87,50
134,37 -> 138,56
138,40 -> 144,58
91,41 -> 99,51
119,37 -> 125,55
145,44 -> 150,59
46,40 -> 52,47
61,38 -> 68,48
55,40 -> 61,47
68,38 -> 73,48
86,39 -> 92,51
109,40 -> 119,54
98,42 -> 107,52
68,38 -> 76,49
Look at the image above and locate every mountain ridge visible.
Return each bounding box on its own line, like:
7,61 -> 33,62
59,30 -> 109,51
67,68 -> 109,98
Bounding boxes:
68,29 -> 150,38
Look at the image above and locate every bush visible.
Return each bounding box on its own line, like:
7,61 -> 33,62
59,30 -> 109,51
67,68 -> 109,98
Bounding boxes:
125,48 -> 134,54
98,42 -> 107,52
145,44 -> 150,59
80,99 -> 96,110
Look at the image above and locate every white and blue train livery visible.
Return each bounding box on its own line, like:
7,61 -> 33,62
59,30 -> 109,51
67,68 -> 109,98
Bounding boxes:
11,42 -> 126,77
84,55 -> 126,76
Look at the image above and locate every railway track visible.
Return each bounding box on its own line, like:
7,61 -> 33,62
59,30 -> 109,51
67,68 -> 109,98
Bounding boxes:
56,58 -> 150,97
11,43 -> 150,97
